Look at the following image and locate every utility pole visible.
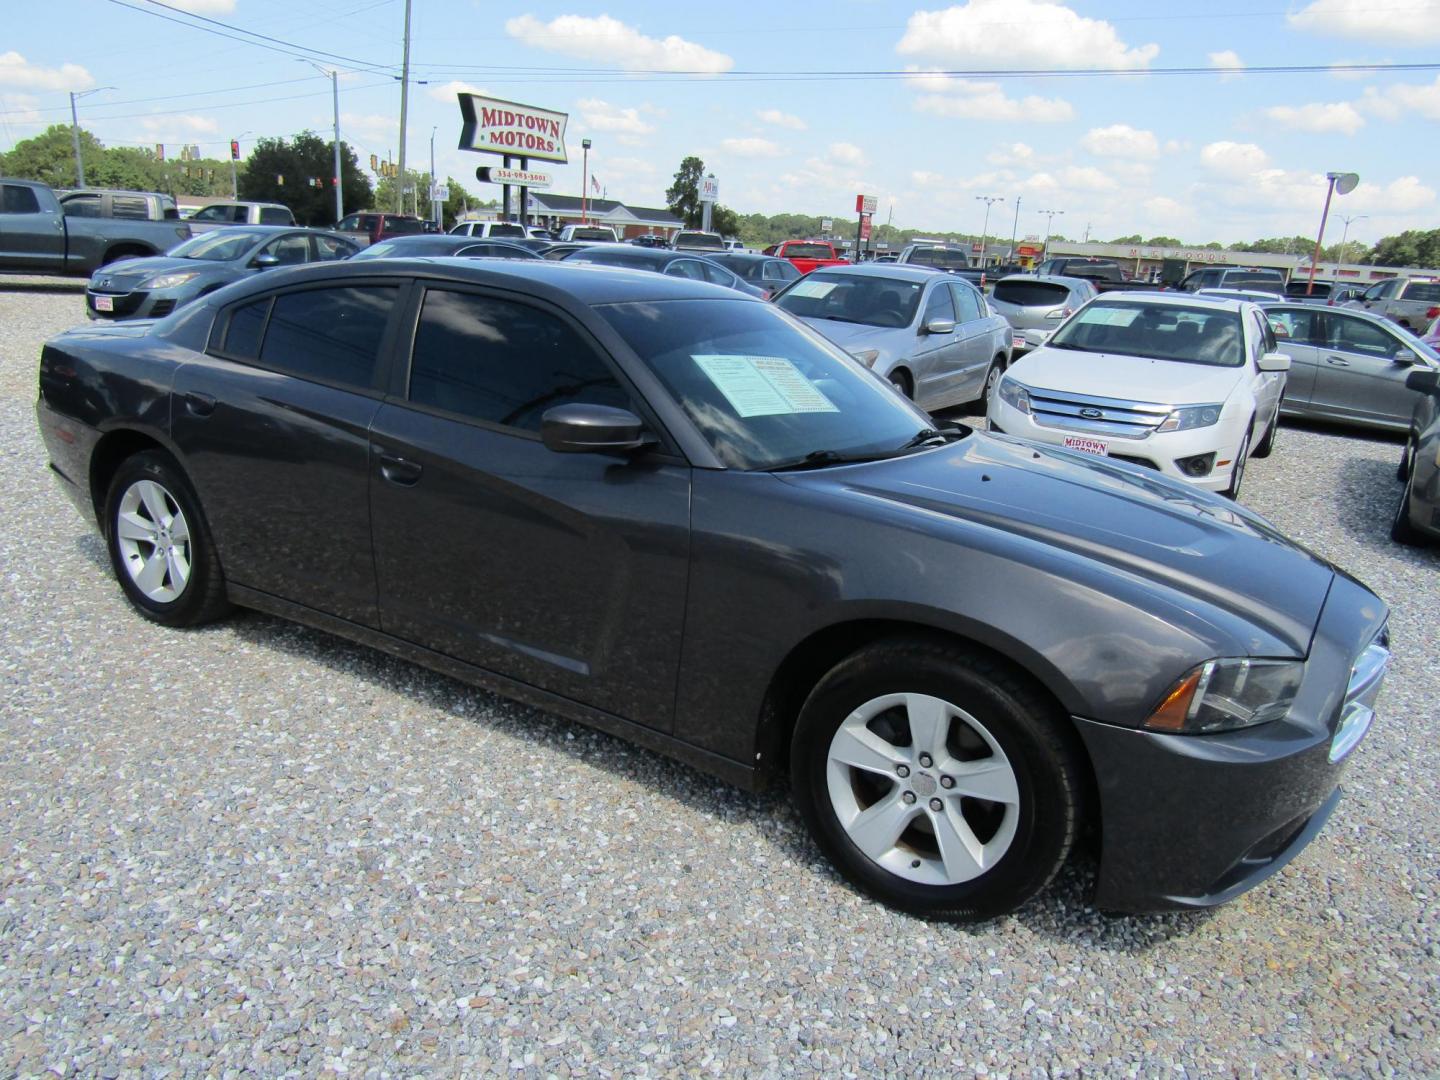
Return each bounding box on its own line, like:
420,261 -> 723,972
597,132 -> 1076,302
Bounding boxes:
1338,213 -> 1368,265
396,0 -> 412,214
975,195 -> 1003,270
67,87 -> 113,188
1037,209 -> 1064,259
430,126 -> 439,228
329,69 -> 343,222
581,138 -> 592,225
1007,195 -> 1021,260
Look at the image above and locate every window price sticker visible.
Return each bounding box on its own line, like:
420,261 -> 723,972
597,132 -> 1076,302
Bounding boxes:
694,354 -> 840,418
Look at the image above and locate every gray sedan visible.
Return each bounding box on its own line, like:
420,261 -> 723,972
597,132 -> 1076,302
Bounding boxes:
1263,302 -> 1440,431
86,226 -> 359,321
987,274 -> 1098,355
773,264 -> 1012,410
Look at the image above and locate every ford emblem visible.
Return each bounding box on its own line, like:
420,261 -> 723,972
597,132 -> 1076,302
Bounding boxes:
1080,407 -> 1104,419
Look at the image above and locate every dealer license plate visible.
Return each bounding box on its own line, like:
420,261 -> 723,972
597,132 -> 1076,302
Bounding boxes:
1063,435 -> 1108,457
94,295 -> 114,312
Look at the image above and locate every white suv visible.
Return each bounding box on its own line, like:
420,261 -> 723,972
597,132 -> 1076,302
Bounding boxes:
988,294 -> 1290,497
450,221 -> 528,239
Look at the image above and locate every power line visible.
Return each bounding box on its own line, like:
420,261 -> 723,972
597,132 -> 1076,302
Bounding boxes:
80,80 -> 394,123
20,76 -> 325,117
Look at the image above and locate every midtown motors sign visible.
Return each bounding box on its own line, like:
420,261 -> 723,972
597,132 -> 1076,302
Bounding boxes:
458,94 -> 569,164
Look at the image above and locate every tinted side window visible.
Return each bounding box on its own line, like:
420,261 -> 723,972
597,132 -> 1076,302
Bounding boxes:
666,260 -> 706,280
261,234 -> 311,265
259,287 -> 396,389
1404,282 -> 1440,303
699,262 -> 731,286
62,194 -> 103,217
314,235 -> 355,260
223,298 -> 271,359
1329,314 -> 1404,358
923,283 -> 956,324
1267,308 -> 1317,344
2,185 -> 41,214
191,206 -> 231,222
112,196 -> 149,220
259,207 -> 292,225
408,290 -> 629,432
337,215 -> 359,231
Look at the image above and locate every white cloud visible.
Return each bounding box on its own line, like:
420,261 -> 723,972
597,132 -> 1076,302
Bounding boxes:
1199,141 -> 1270,178
986,142 -> 1036,166
720,137 -> 783,158
757,108 -> 806,131
575,98 -> 654,136
1209,50 -> 1243,81
340,112 -> 398,147
0,91 -> 41,128
913,79 -> 1074,123
1081,124 -> 1159,159
1351,175 -> 1436,212
897,0 -> 1158,69
506,14 -> 733,73
0,51 -> 93,91
140,114 -> 219,136
1262,101 -> 1366,135
428,80 -> 488,103
1361,75 -> 1440,120
1288,0 -> 1440,44
1058,165 -> 1117,192
828,141 -> 867,166
912,170 -> 947,186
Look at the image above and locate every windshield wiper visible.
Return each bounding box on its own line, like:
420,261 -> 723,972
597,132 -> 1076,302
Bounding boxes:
1045,341 -> 1087,351
895,426 -> 965,451
766,448 -> 895,472
819,314 -> 864,324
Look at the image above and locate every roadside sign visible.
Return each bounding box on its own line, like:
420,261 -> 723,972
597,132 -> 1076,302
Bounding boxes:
821,217 -> 833,231
457,93 -> 570,164
856,194 -> 877,214
859,217 -> 872,241
477,166 -> 553,189
701,175 -> 720,203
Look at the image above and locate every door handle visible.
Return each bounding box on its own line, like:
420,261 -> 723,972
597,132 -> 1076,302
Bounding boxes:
378,453 -> 423,486
184,391 -> 216,416
1325,356 -> 1351,366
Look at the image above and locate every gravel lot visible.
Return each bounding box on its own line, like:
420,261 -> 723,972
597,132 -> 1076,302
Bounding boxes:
2,289 -> 1437,1077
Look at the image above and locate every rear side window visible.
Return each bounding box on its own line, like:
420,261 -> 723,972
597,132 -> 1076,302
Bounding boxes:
992,280 -> 1070,307
257,286 -> 397,389
2,185 -> 41,214
1403,282 -> 1440,303
314,235 -> 355,260
487,223 -> 525,238
408,289 -> 630,431
223,298 -> 270,359
63,194 -> 103,217
112,196 -> 149,220
765,260 -> 800,282
259,207 -> 293,225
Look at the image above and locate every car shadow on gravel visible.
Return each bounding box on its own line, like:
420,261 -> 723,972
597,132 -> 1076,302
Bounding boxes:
210,605 -> 1217,949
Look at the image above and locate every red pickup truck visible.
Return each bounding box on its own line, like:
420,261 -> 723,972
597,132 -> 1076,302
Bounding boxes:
763,239 -> 847,275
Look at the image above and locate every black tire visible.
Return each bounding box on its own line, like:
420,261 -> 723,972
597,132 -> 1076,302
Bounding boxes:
1224,426 -> 1252,499
1391,468 -> 1425,545
1398,432 -> 1415,482
888,369 -> 913,399
1252,407 -> 1279,459
973,357 -> 1005,411
103,450 -> 230,627
790,638 -> 1083,922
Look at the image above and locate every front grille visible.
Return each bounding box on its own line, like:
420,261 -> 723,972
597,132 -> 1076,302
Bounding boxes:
87,290 -> 147,318
1109,454 -> 1159,471
1022,383 -> 1173,440
149,299 -> 176,318
1330,630 -> 1389,763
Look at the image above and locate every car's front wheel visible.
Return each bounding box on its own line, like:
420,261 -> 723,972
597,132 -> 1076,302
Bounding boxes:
104,451 -> 230,627
790,639 -> 1083,921
1224,425 -> 1252,499
1391,467 -> 1425,545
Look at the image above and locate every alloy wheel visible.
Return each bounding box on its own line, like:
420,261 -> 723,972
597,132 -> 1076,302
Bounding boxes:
115,479 -> 192,603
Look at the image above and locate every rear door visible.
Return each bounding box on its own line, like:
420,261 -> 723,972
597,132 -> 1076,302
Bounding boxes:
1265,305 -> 1324,407
172,282 -> 401,625
366,284 -> 691,729
948,281 -> 998,401
1310,310 -> 1427,426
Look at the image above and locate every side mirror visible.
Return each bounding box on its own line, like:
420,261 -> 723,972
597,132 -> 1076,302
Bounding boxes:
1023,328 -> 1053,349
541,403 -> 650,454
922,318 -> 956,335
1405,369 -> 1440,394
1390,348 -> 1418,366
1259,351 -> 1292,372
252,253 -> 280,269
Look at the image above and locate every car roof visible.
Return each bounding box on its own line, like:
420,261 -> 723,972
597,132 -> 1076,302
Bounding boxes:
211,256 -> 760,306
566,247 -> 711,266
803,263 -> 950,284
995,273 -> 1095,287
709,252 -> 788,264
1092,291 -> 1253,312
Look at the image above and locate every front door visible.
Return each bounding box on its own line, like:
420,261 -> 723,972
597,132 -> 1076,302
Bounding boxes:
171,282 -> 401,625
908,280 -> 968,407
1311,311 -> 1427,426
367,285 -> 691,730
0,183 -> 65,271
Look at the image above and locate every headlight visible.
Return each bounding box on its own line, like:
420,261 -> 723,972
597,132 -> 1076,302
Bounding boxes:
146,271 -> 200,289
1144,658 -> 1303,734
996,377 -> 1031,414
849,348 -> 880,367
1156,403 -> 1223,432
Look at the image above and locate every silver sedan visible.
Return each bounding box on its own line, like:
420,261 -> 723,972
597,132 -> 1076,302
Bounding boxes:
773,264 -> 1013,410
987,274 -> 1098,355
1263,302 -> 1440,431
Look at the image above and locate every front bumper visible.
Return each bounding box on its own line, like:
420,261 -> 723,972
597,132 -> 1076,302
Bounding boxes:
990,399 -> 1245,492
1076,573 -> 1388,912
86,287 -> 181,321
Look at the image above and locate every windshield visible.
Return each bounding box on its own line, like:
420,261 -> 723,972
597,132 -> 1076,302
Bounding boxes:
783,243 -> 833,259
571,228 -> 614,241
1048,301 -> 1246,367
1221,272 -> 1283,295
676,232 -> 724,250
773,272 -> 924,329
597,299 -> 935,470
169,230 -> 266,261
906,247 -> 969,269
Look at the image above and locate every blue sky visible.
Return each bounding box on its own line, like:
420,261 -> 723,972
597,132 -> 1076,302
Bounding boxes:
3,0 -> 1438,245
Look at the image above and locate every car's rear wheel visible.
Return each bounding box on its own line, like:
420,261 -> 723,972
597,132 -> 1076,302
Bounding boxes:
1224,426 -> 1252,499
1391,467 -> 1425,545
974,357 -> 1005,410
104,451 -> 230,627
790,639 -> 1082,921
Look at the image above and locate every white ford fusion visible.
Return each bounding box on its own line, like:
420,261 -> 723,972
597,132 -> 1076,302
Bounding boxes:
987,294 -> 1290,497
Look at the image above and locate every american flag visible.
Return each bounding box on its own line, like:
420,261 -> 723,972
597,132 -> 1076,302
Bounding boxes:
590,174 -> 601,194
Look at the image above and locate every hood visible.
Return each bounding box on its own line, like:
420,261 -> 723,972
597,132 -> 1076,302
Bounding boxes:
90,256 -> 205,287
780,432 -> 1333,655
799,317 -> 905,353
1011,345 -> 1243,406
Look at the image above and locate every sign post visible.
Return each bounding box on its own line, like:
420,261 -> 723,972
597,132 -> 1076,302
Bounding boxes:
700,174 -> 719,233
457,93 -> 569,226
855,193 -> 877,262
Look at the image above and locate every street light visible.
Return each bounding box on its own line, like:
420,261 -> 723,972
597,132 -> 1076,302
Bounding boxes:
1338,213 -> 1368,265
1037,209 -> 1064,260
68,86 -> 114,188
975,195 -> 1003,271
430,125 -> 439,228
229,129 -> 253,200
581,137 -> 592,225
301,62 -> 344,222
1306,171 -> 1358,295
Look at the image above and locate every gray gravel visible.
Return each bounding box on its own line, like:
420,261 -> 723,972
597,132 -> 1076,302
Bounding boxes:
2,289 -> 1437,1077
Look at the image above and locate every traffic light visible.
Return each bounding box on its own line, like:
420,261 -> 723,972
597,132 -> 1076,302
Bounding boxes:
231,140 -> 240,160
369,153 -> 378,172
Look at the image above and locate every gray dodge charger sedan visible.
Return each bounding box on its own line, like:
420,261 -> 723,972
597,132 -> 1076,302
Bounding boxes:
36,258 -> 1388,920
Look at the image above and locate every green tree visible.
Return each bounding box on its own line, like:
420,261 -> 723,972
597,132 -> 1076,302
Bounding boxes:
1109,234 -> 1142,245
1369,229 -> 1440,267
239,131 -> 372,225
711,204 -> 740,237
665,155 -> 706,227
1143,235 -> 1182,247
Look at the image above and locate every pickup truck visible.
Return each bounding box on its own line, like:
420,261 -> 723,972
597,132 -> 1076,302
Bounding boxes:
186,200 -> 296,234
58,188 -> 180,221
1032,257 -> 1155,293
1,177 -> 191,276
1344,276 -> 1440,334
764,239 -> 846,274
